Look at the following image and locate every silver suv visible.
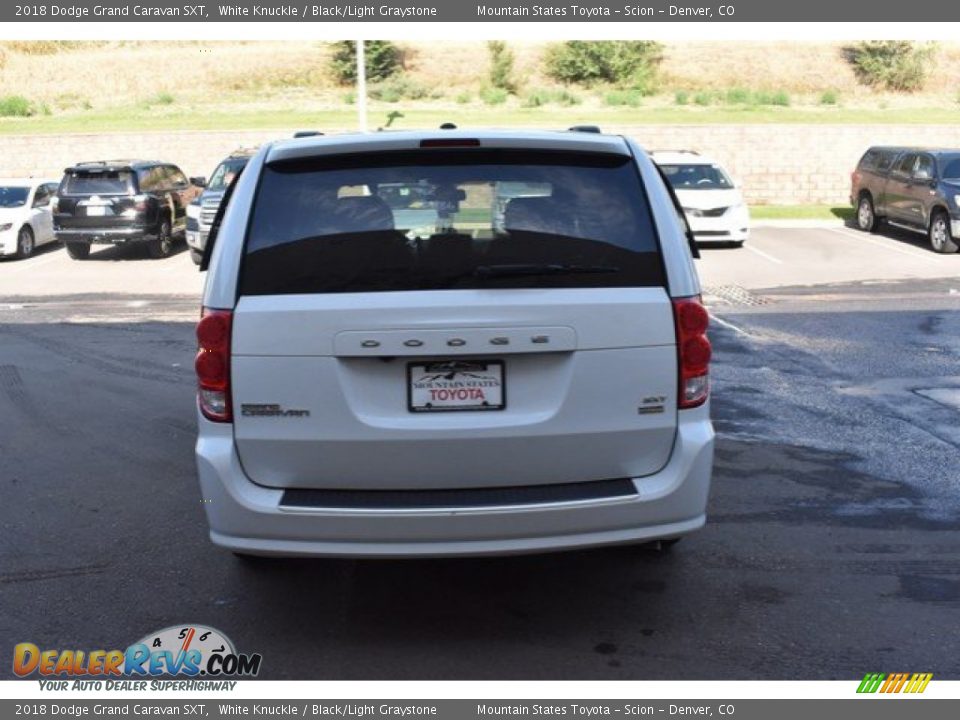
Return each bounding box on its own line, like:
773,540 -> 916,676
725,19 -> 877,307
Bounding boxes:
194,129 -> 715,558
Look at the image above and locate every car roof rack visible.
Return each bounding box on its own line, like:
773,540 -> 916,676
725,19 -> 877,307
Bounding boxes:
568,125 -> 602,134
293,131 -> 324,138
439,122 -> 458,130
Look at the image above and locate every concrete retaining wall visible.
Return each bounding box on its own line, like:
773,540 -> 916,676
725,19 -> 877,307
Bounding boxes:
4,124 -> 960,205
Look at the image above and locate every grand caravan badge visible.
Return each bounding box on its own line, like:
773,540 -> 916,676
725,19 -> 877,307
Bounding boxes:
241,403 -> 310,418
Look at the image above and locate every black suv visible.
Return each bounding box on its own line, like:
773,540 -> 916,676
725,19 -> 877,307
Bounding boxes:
54,160 -> 202,259
851,146 -> 960,254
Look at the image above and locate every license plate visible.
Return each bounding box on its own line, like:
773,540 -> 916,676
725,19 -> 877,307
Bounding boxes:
408,360 -> 505,412
86,206 -> 107,216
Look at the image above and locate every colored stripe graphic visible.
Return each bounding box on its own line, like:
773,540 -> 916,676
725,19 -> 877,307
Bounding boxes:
857,672 -> 932,694
906,673 -> 933,694
857,673 -> 885,693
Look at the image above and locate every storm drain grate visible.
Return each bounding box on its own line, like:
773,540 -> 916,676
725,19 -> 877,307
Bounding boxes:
703,285 -> 774,307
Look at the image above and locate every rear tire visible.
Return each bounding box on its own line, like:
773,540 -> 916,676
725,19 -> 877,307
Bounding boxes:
15,226 -> 35,259
146,219 -> 173,259
856,195 -> 878,232
65,242 -> 90,260
929,210 -> 959,254
189,248 -> 203,265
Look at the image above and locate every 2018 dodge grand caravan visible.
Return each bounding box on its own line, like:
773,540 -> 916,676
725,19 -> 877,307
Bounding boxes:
194,130 -> 715,558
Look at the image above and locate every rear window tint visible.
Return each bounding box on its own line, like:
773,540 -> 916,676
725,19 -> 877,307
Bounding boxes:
939,155 -> 960,179
860,150 -> 898,173
62,170 -> 133,195
240,149 -> 665,296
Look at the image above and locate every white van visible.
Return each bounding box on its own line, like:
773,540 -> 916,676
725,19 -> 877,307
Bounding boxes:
194,129 -> 715,558
651,151 -> 750,247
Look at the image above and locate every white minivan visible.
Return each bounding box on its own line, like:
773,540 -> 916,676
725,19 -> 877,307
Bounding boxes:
651,151 -> 750,247
195,129 -> 715,558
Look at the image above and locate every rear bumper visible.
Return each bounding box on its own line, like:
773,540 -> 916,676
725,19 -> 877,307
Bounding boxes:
55,227 -> 154,244
194,411 -> 715,558
186,229 -> 208,252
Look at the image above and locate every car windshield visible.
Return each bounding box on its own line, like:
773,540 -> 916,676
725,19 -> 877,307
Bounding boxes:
207,157 -> 248,191
0,186 -> 29,208
940,155 -> 960,180
240,149 -> 665,295
659,163 -> 734,190
62,170 -> 133,195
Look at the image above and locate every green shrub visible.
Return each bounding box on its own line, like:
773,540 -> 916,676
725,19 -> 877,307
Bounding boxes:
604,88 -> 644,107
343,91 -> 355,105
522,88 -> 581,107
820,90 -> 838,105
367,76 -> 433,103
488,41 -> 517,94
693,91 -> 714,106
0,95 -> 34,117
766,90 -> 791,107
674,90 -> 689,106
153,92 -> 175,106
329,40 -> 401,85
845,41 -> 936,92
479,87 -> 509,105
725,87 -> 751,104
544,41 -> 662,92
455,91 -> 472,104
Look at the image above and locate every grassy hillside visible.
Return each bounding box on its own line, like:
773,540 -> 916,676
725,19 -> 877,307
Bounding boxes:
1,40 -> 959,134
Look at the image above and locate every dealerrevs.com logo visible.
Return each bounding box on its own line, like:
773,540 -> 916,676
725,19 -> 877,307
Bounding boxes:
14,624 -> 262,688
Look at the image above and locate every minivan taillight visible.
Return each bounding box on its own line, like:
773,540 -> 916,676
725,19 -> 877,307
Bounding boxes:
672,296 -> 711,409
195,308 -> 233,422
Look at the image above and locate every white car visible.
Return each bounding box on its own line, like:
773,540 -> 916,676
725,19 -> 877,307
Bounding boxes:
195,129 -> 715,558
652,151 -> 750,247
0,178 -> 60,259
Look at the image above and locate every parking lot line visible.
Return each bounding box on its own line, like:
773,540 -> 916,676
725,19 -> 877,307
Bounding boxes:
743,242 -> 784,265
827,228 -> 942,265
1,250 -> 64,275
708,312 -> 752,337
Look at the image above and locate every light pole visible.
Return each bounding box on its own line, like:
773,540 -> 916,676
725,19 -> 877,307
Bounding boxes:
356,40 -> 368,133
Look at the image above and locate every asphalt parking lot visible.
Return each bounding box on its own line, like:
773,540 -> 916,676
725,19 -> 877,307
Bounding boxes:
1,225 -> 958,679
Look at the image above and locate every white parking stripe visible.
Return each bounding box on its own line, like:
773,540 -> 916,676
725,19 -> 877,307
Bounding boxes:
827,227 -> 941,265
709,313 -> 753,337
743,242 -> 784,265
1,249 -> 64,274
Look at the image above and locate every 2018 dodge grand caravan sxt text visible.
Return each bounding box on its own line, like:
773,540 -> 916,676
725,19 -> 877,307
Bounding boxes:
851,146 -> 960,254
194,130 -> 715,558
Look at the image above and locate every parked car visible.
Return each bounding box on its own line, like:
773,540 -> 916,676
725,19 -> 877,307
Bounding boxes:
194,129 -> 715,559
651,151 -> 750,247
851,146 -> 960,254
186,149 -> 256,265
54,160 -> 201,260
0,178 -> 60,259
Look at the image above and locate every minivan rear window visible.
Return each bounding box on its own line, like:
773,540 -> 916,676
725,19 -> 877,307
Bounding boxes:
240,149 -> 665,295
62,170 -> 133,195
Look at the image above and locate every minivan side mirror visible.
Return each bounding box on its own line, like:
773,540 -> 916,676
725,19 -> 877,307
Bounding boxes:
190,176 -> 207,188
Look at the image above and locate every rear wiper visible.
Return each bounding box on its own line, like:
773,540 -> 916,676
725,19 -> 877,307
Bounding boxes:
474,263 -> 620,277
